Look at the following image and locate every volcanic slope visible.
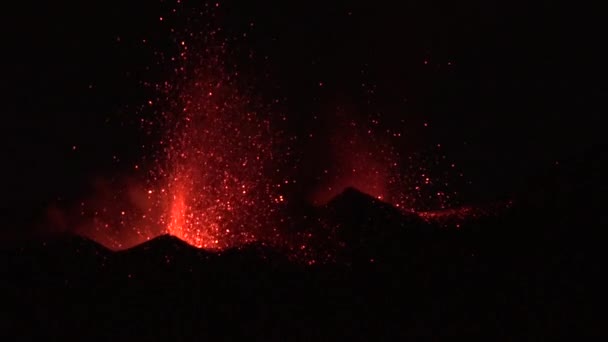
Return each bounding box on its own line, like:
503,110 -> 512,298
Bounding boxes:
1,182 -> 596,340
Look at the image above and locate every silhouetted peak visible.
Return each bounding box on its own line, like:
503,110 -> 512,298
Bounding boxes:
319,187 -> 429,241
127,234 -> 195,252
325,187 -> 419,220
326,187 -> 382,208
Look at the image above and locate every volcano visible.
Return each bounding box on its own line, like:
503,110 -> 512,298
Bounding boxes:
2,0 -> 600,338
323,186 -> 424,227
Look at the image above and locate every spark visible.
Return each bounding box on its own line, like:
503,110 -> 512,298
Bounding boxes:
69,3 -> 487,262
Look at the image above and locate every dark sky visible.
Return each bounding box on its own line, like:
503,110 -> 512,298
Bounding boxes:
1,0 -> 604,235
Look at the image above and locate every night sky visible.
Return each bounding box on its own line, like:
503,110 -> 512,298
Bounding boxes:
1,0 -> 604,239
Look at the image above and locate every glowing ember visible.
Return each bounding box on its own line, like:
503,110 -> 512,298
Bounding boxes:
307,109 -> 464,212
151,55 -> 277,249
60,3 -> 493,255
69,5 -> 282,251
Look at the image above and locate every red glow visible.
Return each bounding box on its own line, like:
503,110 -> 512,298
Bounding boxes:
70,8 -> 282,250
60,5 -> 494,256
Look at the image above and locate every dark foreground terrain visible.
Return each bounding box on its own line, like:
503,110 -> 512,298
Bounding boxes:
1,158 -> 602,340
